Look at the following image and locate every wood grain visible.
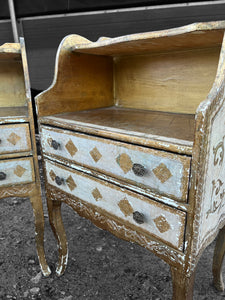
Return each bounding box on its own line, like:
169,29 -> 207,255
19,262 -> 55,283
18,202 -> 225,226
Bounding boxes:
0,59 -> 26,107
41,106 -> 195,145
115,47 -> 220,114
36,50 -> 114,117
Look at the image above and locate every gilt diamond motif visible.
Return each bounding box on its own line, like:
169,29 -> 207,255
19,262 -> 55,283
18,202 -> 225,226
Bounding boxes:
92,187 -> 102,201
153,163 -> 172,183
65,139 -> 77,157
14,165 -> 26,177
116,153 -> 133,174
90,147 -> 102,163
154,215 -> 171,233
47,137 -> 53,147
66,175 -> 77,191
118,198 -> 133,217
49,170 -> 56,182
7,132 -> 21,145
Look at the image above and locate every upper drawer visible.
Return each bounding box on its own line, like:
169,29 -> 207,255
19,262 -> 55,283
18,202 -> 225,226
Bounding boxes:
0,157 -> 35,187
41,125 -> 191,202
0,124 -> 32,155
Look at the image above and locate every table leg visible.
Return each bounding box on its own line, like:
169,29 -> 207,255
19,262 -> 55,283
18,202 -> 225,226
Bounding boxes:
213,225 -> 225,291
46,193 -> 68,276
29,185 -> 51,277
170,267 -> 195,300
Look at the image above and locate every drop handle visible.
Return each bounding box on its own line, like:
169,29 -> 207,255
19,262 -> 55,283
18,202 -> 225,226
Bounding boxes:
133,211 -> 145,224
55,176 -> 64,186
0,172 -> 7,181
51,139 -> 60,150
132,163 -> 146,177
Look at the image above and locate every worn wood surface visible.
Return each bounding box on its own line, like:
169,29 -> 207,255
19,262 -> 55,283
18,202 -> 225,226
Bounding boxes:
36,50 -> 113,117
115,47 -> 220,114
0,106 -> 28,121
40,107 -> 194,155
0,44 -> 26,107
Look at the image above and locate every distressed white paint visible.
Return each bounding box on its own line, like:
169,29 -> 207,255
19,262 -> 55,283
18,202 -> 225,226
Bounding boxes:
197,102 -> 225,251
0,124 -> 31,154
45,160 -> 186,251
0,157 -> 34,187
42,126 -> 190,201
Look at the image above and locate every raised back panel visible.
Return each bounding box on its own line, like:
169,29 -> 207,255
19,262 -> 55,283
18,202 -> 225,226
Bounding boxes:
0,59 -> 26,107
114,47 -> 221,114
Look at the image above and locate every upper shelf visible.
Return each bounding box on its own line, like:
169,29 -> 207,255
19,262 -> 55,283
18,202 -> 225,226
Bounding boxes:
40,107 -> 195,155
71,21 -> 225,56
0,106 -> 28,124
0,43 -> 21,60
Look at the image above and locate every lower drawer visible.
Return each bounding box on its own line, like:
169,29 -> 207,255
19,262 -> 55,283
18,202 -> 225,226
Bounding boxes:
45,159 -> 186,251
0,157 -> 35,187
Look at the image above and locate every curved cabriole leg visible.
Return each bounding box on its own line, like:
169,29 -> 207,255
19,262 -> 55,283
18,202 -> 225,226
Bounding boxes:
29,186 -> 51,277
170,267 -> 196,300
213,225 -> 225,291
46,194 -> 68,276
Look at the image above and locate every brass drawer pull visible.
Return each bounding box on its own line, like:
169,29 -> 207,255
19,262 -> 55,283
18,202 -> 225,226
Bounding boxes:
0,172 -> 6,181
55,176 -> 64,186
132,163 -> 146,176
51,140 -> 60,150
133,211 -> 145,224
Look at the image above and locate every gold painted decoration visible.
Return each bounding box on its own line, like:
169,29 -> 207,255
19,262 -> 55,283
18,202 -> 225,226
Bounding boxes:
7,132 -> 21,145
47,137 -> 53,147
153,163 -> 172,183
49,170 -> 56,182
14,165 -> 26,177
92,187 -> 103,201
66,175 -> 77,191
65,139 -> 78,157
118,198 -> 133,217
116,153 -> 133,174
154,215 -> 171,233
90,147 -> 102,163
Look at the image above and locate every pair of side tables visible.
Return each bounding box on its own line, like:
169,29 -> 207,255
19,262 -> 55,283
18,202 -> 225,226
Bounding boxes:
1,21 -> 225,299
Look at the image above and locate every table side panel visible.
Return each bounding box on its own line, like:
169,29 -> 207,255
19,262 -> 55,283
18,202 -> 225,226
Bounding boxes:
196,100 -> 225,253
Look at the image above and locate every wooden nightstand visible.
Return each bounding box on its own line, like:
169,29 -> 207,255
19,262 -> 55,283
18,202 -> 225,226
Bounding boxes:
0,39 -> 50,277
36,21 -> 225,298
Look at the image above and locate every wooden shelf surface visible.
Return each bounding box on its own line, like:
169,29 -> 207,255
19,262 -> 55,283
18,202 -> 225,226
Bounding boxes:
40,107 -> 195,155
0,106 -> 28,124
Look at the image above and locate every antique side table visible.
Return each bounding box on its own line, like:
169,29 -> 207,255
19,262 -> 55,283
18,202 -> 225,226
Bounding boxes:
0,39 -> 50,276
36,22 -> 225,298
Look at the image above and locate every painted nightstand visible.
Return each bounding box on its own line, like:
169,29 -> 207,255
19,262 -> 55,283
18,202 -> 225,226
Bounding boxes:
36,22 -> 225,298
0,39 -> 50,277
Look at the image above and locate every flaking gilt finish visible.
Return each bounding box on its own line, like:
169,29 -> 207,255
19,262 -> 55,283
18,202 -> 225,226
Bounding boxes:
36,21 -> 225,299
0,40 -> 50,276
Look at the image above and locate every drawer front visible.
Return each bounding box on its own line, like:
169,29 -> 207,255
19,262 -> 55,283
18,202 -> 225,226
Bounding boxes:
0,124 -> 32,155
45,159 -> 186,251
41,126 -> 191,202
0,157 -> 35,187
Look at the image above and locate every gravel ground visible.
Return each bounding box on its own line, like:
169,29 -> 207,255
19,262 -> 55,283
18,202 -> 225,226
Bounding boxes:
0,158 -> 225,299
